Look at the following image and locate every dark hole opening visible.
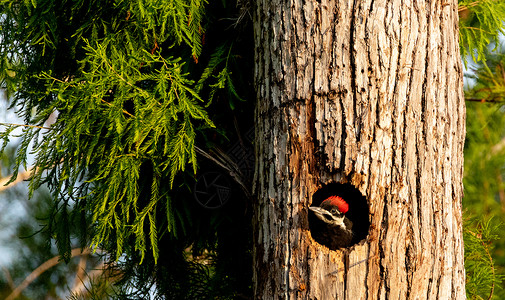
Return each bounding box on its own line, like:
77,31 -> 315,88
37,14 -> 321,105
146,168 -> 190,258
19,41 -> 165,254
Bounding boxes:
309,182 -> 369,250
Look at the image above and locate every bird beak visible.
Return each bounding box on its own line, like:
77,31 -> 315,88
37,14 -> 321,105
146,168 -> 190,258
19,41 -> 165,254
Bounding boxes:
309,206 -> 332,220
309,206 -> 344,226
309,206 -> 325,214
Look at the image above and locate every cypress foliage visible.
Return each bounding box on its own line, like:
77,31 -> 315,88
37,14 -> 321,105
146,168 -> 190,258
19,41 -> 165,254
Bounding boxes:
464,217 -> 504,299
459,0 -> 505,66
0,0 -> 223,262
1,0 -> 254,297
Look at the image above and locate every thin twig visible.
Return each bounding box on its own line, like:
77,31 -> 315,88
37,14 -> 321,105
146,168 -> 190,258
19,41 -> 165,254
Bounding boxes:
2,267 -> 15,290
194,146 -> 251,198
100,99 -> 135,118
0,122 -> 51,130
103,57 -> 151,100
461,26 -> 494,35
458,1 -> 481,12
484,238 -> 496,300
70,260 -> 122,298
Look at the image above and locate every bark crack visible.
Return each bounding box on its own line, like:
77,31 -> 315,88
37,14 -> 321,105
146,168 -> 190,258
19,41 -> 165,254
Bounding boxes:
421,5 -> 432,300
343,251 -> 349,300
344,0 -> 359,173
378,200 -> 389,300
309,6 -> 320,176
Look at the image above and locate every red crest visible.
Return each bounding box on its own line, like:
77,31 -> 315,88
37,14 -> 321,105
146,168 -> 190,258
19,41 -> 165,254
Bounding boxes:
322,196 -> 349,214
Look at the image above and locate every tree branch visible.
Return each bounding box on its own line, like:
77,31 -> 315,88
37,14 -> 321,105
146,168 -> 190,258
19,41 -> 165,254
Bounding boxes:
71,254 -> 88,293
465,98 -> 504,103
0,168 -> 33,192
6,248 -> 91,300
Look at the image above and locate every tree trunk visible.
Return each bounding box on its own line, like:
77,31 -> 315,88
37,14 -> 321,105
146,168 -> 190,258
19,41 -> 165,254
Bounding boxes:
253,0 -> 466,298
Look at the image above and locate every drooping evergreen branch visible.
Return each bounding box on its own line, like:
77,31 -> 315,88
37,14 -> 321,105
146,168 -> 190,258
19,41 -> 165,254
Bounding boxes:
0,0 -> 227,265
458,0 -> 505,65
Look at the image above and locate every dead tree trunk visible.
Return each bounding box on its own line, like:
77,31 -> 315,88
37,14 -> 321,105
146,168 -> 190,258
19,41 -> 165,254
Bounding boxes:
252,0 -> 466,298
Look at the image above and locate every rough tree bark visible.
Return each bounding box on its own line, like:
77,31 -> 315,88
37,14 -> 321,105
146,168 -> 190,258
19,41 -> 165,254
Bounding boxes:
253,0 -> 466,299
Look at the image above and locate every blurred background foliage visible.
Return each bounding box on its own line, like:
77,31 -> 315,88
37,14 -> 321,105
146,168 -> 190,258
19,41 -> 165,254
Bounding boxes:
464,48 -> 505,299
0,0 -> 505,299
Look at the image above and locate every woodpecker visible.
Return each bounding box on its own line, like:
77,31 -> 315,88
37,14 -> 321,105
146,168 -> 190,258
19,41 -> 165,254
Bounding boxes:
309,196 -> 353,250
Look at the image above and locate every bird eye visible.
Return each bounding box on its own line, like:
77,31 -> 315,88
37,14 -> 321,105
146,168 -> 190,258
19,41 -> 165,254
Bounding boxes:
330,209 -> 337,214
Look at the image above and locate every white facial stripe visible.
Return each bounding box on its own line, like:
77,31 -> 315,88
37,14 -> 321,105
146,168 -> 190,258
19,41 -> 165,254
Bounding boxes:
331,216 -> 344,226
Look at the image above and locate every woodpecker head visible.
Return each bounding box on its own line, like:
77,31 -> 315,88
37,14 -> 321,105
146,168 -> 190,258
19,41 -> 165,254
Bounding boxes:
309,196 -> 349,227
